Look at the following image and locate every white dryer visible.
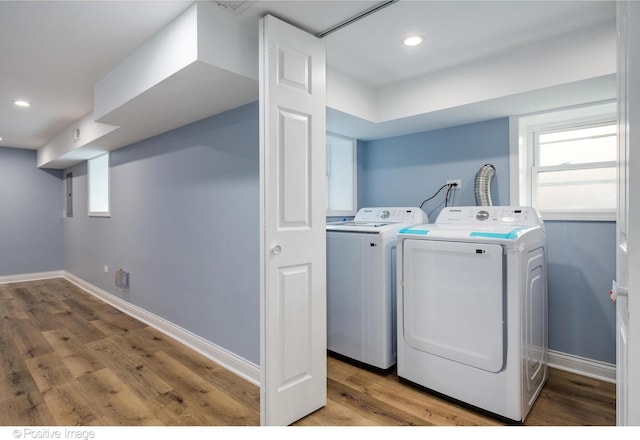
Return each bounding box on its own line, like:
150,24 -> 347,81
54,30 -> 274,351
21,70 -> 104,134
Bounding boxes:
326,207 -> 428,371
396,206 -> 547,422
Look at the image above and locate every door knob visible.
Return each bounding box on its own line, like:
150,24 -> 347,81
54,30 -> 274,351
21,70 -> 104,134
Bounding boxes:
272,244 -> 282,255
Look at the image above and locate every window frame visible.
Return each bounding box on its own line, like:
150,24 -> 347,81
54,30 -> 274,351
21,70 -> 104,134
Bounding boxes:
326,132 -> 357,217
88,152 -> 111,218
509,101 -> 617,221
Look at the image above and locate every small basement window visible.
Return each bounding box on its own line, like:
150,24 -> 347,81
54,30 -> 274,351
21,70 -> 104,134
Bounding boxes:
533,123 -> 616,218
88,153 -> 110,217
511,101 -> 617,221
326,132 -> 357,217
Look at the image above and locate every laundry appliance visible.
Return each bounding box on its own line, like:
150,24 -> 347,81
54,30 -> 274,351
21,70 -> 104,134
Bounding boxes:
326,207 -> 428,371
396,206 -> 547,422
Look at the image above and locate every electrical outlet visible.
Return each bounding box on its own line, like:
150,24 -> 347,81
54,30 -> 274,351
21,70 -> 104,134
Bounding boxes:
104,265 -> 109,273
115,268 -> 130,289
121,271 -> 130,289
446,179 -> 462,190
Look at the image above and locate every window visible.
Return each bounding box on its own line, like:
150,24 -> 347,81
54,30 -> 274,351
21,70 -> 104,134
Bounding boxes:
326,132 -> 357,216
88,153 -> 110,217
510,101 -> 617,221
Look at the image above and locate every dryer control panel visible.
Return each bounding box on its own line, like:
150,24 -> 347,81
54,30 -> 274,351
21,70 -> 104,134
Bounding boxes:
354,207 -> 428,224
435,206 -> 543,227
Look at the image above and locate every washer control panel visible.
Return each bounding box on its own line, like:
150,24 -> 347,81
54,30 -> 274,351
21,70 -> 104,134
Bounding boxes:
353,207 -> 428,224
436,206 -> 543,226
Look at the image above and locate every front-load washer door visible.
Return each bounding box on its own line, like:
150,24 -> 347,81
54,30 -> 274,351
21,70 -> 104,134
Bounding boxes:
402,239 -> 504,372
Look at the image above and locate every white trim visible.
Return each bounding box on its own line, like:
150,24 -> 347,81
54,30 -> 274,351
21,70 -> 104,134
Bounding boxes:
326,131 -> 357,217
88,211 -> 111,218
508,116 -> 522,206
62,271 -> 260,386
0,270 -> 64,285
510,100 -> 617,208
547,349 -> 616,384
88,152 -> 110,217
540,210 -> 616,222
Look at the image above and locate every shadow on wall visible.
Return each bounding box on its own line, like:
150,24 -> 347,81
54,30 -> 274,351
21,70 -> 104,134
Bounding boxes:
109,101 -> 259,175
360,118 -> 510,170
547,261 -> 616,363
357,118 -> 510,218
0,147 -> 64,276
41,168 -> 64,179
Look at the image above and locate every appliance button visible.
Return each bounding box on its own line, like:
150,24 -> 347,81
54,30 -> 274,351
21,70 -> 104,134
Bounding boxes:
476,210 -> 490,221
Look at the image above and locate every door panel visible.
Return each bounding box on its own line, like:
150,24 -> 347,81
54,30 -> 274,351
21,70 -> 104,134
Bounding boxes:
523,248 -> 547,395
326,232 -> 393,368
402,239 -> 504,372
259,14 -> 326,426
277,264 -> 312,390
616,1 -> 630,425
279,109 -> 310,227
326,233 -> 371,361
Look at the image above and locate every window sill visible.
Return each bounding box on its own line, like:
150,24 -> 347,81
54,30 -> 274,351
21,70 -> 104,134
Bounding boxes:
89,211 -> 111,218
539,211 -> 616,222
327,209 -> 357,217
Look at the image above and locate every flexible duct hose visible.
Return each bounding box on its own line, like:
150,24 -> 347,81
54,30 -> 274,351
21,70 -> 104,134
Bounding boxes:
474,164 -> 496,206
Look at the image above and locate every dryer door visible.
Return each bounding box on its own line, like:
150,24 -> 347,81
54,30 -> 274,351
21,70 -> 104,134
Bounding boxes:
402,239 -> 504,372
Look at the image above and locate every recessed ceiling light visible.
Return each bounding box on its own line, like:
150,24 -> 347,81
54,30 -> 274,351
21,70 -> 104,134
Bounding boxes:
13,99 -> 30,107
403,35 -> 424,47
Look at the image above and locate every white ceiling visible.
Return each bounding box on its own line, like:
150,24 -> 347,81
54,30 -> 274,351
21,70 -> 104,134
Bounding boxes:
320,0 -> 615,88
0,0 -> 617,150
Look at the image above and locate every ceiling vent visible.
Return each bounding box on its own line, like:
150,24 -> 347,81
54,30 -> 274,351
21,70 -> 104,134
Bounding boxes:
212,1 -> 254,16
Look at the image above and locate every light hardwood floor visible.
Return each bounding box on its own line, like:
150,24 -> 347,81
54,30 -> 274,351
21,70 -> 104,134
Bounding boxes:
0,278 -> 615,426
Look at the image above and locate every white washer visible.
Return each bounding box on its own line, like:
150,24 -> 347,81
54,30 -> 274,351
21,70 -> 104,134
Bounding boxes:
326,207 -> 428,371
396,206 -> 547,422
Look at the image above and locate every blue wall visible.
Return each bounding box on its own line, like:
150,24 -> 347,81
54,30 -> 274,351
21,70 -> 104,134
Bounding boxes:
0,147 -> 63,277
359,119 -> 510,220
63,103 -> 260,364
356,118 -> 616,364
546,221 -> 616,363
2,108 -> 616,366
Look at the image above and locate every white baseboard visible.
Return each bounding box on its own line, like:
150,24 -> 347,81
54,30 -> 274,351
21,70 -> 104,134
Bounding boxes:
548,349 -> 616,384
0,270 -> 64,285
63,271 -> 260,386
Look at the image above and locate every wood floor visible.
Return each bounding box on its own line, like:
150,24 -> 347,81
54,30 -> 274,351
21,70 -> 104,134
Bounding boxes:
0,278 -> 615,426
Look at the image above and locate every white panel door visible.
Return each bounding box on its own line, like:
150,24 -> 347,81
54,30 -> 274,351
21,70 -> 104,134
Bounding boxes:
615,1 -> 630,426
615,0 -> 640,426
259,14 -> 326,426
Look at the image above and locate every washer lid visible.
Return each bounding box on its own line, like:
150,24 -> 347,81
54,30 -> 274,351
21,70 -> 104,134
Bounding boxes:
327,206 -> 429,233
332,221 -> 391,227
326,221 -> 407,233
398,223 -> 544,244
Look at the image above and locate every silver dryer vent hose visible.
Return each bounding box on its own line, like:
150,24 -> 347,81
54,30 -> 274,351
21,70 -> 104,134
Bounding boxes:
474,164 -> 496,206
